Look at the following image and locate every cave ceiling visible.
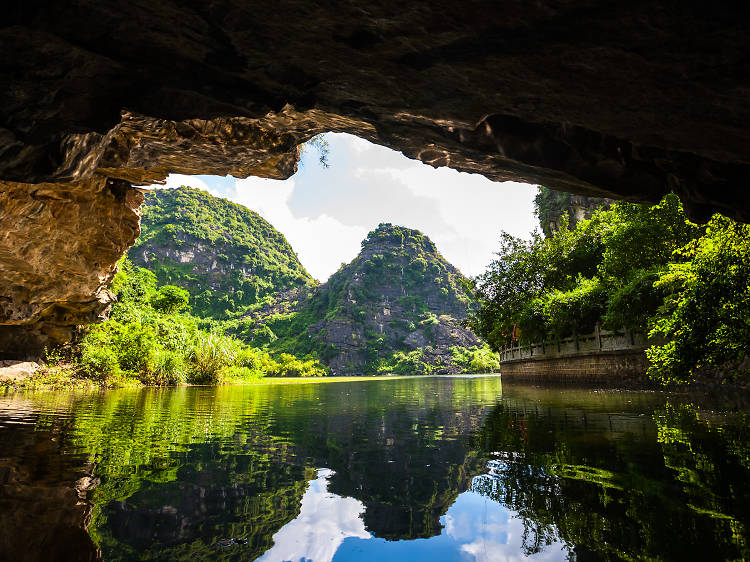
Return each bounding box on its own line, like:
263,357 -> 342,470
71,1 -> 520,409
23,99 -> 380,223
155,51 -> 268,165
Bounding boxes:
1,1 -> 748,354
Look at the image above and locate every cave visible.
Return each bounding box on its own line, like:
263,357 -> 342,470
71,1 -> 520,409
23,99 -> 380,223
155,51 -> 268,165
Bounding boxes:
1,1 -> 748,356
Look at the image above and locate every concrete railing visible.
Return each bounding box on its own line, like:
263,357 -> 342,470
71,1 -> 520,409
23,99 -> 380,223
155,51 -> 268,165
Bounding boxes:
499,326 -> 646,363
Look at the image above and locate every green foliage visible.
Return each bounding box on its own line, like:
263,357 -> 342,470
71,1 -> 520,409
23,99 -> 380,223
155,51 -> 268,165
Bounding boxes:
475,193 -> 750,384
129,186 -> 314,317
150,285 -> 190,314
149,349 -> 188,385
646,216 -> 750,383
189,332 -> 238,384
450,344 -> 501,372
265,353 -> 327,377
602,268 -> 665,332
71,257 -> 328,385
79,346 -> 121,381
523,275 -> 608,340
378,348 -> 436,375
597,193 -> 701,282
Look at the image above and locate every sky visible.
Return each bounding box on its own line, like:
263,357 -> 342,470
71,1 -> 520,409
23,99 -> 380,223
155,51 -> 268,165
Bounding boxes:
150,133 -> 538,281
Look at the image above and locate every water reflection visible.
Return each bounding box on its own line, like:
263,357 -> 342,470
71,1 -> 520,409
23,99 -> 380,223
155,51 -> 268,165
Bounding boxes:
259,465 -> 570,562
334,483 -> 569,562
258,469 -> 369,562
1,378 -> 749,561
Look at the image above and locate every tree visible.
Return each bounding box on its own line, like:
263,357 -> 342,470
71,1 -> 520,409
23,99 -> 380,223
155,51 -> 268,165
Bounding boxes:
150,285 -> 190,314
646,216 -> 750,383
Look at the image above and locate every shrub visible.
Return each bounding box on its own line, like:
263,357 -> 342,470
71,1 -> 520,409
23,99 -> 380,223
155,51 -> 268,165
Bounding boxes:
646,216 -> 750,383
267,353 -> 326,377
450,345 -> 501,373
79,347 -> 121,380
113,324 -> 159,373
189,332 -> 238,384
151,285 -> 190,314
147,348 -> 187,385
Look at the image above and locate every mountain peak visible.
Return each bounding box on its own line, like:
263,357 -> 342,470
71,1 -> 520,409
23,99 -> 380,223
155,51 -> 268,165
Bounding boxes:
361,223 -> 437,253
244,224 -> 483,375
128,186 -> 314,317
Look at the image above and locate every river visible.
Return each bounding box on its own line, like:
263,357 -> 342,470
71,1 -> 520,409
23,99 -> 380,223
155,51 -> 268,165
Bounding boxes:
1,376 -> 748,561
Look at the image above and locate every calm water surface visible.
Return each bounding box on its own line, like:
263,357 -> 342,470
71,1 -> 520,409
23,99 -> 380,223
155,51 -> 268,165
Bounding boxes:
1,376 -> 749,561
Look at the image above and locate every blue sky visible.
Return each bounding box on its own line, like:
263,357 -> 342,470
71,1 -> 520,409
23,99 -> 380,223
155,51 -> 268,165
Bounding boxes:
151,133 -> 538,281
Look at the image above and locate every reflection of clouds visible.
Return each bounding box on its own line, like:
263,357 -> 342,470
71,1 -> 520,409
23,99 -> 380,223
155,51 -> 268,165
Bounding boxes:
334,489 -> 569,561
449,492 -> 567,562
257,468 -> 371,562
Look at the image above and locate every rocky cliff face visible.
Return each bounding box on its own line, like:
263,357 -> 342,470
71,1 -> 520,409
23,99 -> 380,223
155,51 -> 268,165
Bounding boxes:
248,224 -> 482,375
128,186 -> 313,317
535,185 -> 613,237
0,177 -> 142,357
2,2 -> 749,354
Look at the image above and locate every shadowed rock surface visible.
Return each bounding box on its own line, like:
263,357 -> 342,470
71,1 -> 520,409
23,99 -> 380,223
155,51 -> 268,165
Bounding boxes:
1,1 -> 749,354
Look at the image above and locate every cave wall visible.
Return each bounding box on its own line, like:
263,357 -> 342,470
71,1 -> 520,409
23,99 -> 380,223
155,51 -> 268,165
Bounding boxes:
1,1 -> 748,355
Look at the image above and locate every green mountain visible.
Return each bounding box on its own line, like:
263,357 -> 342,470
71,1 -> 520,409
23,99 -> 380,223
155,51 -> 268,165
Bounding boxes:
239,224 -> 497,375
535,186 -> 612,237
128,186 -> 314,317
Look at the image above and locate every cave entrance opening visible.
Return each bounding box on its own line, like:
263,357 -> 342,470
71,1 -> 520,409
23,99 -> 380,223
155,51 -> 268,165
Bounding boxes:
145,132 -> 540,285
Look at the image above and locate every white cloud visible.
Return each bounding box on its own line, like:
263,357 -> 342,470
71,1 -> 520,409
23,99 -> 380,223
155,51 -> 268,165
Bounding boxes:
229,176 -> 368,281
147,133 -> 538,281
285,133 -> 538,278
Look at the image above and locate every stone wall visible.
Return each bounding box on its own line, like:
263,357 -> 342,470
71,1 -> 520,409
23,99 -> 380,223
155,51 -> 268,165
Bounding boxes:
500,349 -> 650,383
500,327 -> 646,362
499,327 -> 651,382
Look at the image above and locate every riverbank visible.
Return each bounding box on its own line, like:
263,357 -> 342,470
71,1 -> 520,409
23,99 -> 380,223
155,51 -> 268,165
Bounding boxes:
0,360 -> 495,392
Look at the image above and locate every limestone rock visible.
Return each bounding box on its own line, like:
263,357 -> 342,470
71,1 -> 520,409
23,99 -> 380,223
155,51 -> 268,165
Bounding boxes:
1,2 -> 749,354
0,176 -> 142,357
0,360 -> 40,381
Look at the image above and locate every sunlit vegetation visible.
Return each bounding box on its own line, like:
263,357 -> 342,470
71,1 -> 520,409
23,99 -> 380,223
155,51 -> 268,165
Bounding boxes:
129,186 -> 314,318
473,192 -> 750,384
42,258 -> 327,386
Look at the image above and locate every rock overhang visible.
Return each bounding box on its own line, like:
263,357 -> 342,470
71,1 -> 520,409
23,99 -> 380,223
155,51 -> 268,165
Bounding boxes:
1,1 -> 748,355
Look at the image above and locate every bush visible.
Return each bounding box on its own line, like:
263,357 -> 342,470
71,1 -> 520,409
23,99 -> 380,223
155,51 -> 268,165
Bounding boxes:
189,332 -> 238,384
147,348 -> 187,385
266,353 -> 326,377
79,347 -> 121,380
450,345 -> 501,373
113,324 -> 159,373
380,348 -> 434,375
151,285 -> 190,314
646,216 -> 750,383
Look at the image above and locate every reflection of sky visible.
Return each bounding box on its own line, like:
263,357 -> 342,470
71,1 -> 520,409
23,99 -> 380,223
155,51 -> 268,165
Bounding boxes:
256,469 -> 370,562
257,469 -> 570,562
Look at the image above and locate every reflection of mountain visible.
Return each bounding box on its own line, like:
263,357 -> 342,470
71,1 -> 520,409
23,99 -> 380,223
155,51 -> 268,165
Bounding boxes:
3,380 -> 750,561
261,378 -> 495,540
